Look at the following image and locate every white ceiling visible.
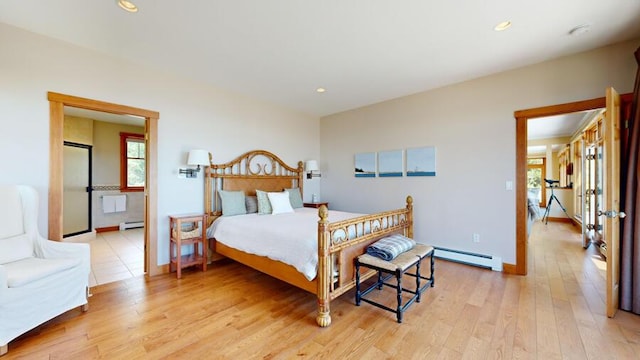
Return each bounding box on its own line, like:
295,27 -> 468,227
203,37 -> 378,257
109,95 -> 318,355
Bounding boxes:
1,1 -> 639,117
526,108 -> 604,155
528,110 -> 600,140
64,107 -> 145,127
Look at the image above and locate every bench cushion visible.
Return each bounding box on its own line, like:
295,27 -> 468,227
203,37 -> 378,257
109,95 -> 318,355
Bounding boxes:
358,244 -> 434,272
3,257 -> 82,287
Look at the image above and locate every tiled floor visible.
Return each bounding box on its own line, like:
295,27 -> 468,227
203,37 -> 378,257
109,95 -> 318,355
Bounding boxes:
85,228 -> 145,287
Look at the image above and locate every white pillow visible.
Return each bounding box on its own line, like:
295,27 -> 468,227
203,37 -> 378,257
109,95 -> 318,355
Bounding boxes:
267,191 -> 294,215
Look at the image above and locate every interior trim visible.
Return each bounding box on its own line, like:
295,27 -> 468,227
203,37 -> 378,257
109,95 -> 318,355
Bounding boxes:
514,94 -> 632,276
48,92 -> 162,276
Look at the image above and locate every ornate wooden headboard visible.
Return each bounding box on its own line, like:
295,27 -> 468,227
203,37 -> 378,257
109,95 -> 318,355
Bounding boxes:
204,149 -> 304,224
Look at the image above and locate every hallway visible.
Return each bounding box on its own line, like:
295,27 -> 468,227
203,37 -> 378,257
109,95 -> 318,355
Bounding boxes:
529,220 -> 607,304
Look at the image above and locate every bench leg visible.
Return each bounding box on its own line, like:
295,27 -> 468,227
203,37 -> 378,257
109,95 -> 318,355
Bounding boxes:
396,269 -> 403,323
355,261 -> 361,306
416,257 -> 422,303
430,251 -> 435,287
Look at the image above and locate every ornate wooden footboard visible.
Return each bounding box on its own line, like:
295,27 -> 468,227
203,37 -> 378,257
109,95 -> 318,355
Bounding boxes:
316,198 -> 413,326
204,149 -> 413,327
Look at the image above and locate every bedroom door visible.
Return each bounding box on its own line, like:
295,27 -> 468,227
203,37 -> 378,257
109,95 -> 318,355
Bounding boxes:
603,87 -> 623,318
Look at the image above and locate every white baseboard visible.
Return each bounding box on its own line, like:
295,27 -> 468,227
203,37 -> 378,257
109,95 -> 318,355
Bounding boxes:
434,247 -> 503,271
119,221 -> 144,230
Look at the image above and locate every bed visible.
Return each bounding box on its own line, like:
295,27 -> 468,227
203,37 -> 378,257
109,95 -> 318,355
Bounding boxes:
204,149 -> 414,327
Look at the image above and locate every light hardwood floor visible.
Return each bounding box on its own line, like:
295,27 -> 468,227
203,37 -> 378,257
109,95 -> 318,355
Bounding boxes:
4,221 -> 640,359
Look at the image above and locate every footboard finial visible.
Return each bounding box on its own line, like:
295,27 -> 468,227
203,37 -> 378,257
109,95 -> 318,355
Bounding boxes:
406,195 -> 413,206
319,205 -> 329,220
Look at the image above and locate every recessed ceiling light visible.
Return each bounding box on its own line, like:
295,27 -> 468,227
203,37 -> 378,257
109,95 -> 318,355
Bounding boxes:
494,21 -> 512,31
316,87 -> 326,93
117,0 -> 138,13
569,24 -> 591,36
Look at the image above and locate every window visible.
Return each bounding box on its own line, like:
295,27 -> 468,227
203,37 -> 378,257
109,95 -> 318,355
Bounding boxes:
527,158 -> 545,207
120,132 -> 145,191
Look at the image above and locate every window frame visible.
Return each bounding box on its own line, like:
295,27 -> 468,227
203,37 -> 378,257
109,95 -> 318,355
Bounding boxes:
120,132 -> 145,192
527,157 -> 546,207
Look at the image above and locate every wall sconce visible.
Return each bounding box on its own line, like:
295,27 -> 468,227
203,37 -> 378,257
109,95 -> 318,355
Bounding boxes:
179,149 -> 210,178
305,160 -> 321,179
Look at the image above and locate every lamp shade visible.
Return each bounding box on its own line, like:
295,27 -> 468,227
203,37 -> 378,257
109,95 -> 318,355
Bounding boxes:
187,150 -> 210,166
305,160 -> 319,171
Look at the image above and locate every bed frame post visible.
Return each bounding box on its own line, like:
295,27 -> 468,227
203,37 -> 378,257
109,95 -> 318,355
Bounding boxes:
297,161 -> 304,197
316,205 -> 331,327
406,195 -> 414,239
204,166 -> 212,224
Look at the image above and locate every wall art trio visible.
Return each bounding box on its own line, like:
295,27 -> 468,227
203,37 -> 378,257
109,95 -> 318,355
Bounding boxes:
354,146 -> 436,178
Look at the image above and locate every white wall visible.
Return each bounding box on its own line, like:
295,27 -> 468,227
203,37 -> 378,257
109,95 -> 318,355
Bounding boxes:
320,38 -> 640,264
0,23 -> 320,265
543,188 -> 574,219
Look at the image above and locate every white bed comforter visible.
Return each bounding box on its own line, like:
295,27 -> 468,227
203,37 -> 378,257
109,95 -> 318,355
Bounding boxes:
207,208 -> 362,280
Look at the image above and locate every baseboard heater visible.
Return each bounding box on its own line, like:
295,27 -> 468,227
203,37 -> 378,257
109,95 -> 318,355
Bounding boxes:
119,221 -> 144,231
433,246 -> 503,271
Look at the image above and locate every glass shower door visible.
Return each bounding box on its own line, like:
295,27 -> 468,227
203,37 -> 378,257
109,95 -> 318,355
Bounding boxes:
63,141 -> 92,237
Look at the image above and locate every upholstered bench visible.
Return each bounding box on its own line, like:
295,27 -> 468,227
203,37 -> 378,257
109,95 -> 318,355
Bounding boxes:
355,243 -> 435,323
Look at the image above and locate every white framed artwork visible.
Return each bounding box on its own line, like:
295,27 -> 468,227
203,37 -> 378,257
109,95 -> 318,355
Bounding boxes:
406,146 -> 436,176
354,152 -> 376,178
378,150 -> 403,177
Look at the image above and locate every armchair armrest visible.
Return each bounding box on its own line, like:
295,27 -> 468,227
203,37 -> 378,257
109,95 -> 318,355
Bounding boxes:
34,236 -> 89,258
34,236 -> 90,273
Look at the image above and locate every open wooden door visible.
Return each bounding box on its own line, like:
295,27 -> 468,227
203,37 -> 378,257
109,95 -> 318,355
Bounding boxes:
604,87 -> 624,317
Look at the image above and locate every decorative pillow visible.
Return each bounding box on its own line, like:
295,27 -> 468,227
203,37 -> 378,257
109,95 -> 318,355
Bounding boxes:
284,188 -> 303,209
268,191 -> 294,215
256,190 -> 272,215
219,190 -> 247,216
245,195 -> 258,213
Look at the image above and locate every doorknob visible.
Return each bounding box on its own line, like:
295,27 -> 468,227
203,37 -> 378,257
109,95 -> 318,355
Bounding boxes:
598,210 -> 626,218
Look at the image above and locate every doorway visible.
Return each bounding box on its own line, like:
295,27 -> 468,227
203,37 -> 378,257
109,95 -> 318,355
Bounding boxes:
48,92 -> 162,276
515,94 -> 633,274
516,91 -> 632,318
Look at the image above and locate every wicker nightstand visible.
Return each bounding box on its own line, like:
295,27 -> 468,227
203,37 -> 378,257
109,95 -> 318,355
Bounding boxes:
169,214 -> 207,279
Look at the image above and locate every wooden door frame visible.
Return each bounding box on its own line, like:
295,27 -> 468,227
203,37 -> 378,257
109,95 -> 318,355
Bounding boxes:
513,94 -> 633,275
48,92 -> 162,276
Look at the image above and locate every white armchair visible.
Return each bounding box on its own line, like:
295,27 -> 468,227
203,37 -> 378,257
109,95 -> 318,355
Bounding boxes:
0,185 -> 90,356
